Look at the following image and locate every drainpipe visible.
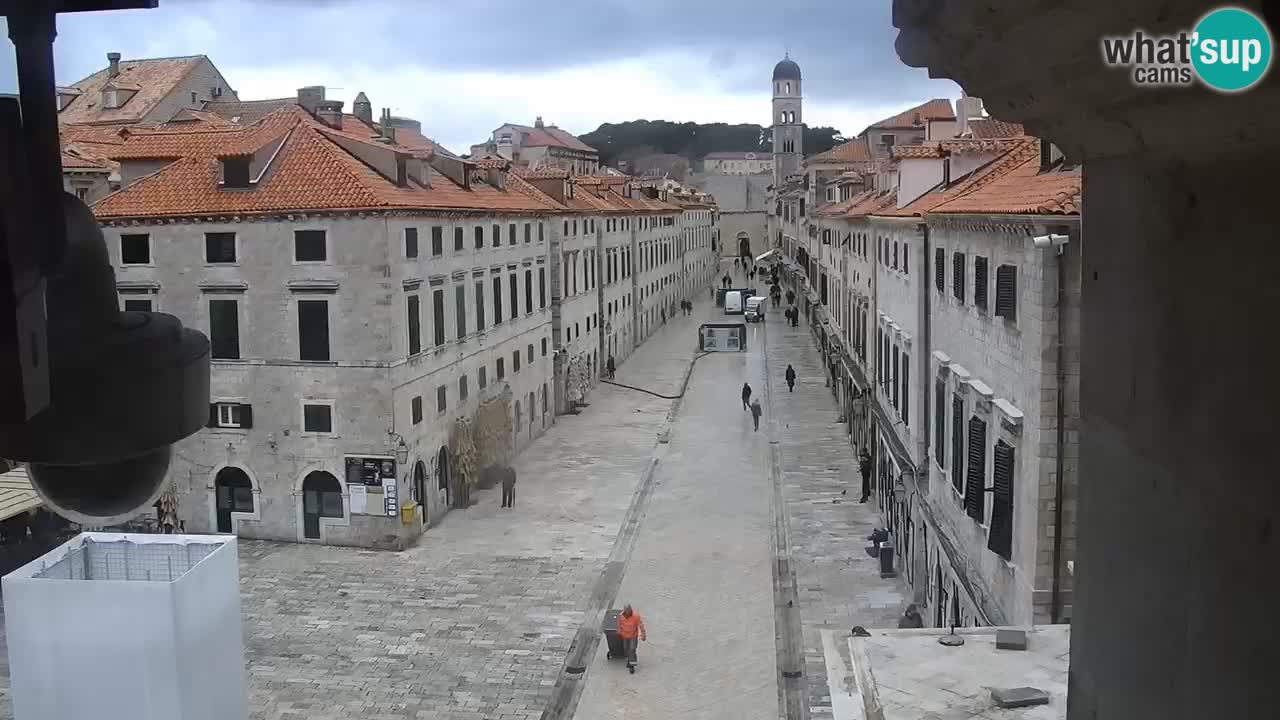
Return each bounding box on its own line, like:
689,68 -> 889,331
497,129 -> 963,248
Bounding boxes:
1042,231 -> 1070,624
918,222 -> 932,479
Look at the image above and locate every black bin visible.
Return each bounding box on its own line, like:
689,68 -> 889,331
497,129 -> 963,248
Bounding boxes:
602,609 -> 625,660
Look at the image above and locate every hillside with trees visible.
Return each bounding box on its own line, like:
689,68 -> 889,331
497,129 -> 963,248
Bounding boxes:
579,120 -> 845,170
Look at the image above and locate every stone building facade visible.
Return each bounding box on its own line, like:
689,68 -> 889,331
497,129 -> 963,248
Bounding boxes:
94,103 -> 717,548
776,100 -> 1081,628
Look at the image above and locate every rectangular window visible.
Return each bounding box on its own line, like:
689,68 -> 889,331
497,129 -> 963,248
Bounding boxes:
478,366 -> 487,389
524,223 -> 531,244
508,223 -> 516,245
294,230 -> 326,262
995,264 -> 1018,320
475,226 -> 484,249
508,274 -> 518,319
205,232 -> 236,263
460,375 -> 469,402
892,241 -> 899,270
302,403 -> 332,433
935,247 -> 945,292
455,285 -> 467,339
210,402 -> 252,429
892,347 -> 900,409
411,396 -> 423,424
951,395 -> 965,494
974,256 -> 989,310
431,226 -> 443,256
524,269 -> 533,314
121,233 -> 151,264
541,337 -> 548,356
902,351 -> 910,427
526,343 -> 533,363
539,268 -> 547,309
297,299 -> 329,361
437,385 -> 447,412
492,224 -> 501,248
405,227 -> 419,258
513,350 -> 521,373
934,378 -> 947,469
123,298 -> 152,312
903,243 -> 909,274
475,282 -> 486,331
964,415 -> 988,523
208,299 -> 241,361
407,295 -> 421,355
952,252 -> 966,303
496,357 -> 505,380
454,227 -> 464,252
538,223 -> 544,243
432,289 -> 445,346
989,441 -> 1015,560
492,276 -> 503,323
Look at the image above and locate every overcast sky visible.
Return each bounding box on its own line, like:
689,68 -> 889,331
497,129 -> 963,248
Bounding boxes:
2,0 -> 958,153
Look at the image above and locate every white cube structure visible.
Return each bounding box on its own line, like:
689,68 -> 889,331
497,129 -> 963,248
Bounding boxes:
2,533 -> 248,720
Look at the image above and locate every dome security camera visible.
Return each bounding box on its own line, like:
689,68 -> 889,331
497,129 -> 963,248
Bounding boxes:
0,193 -> 210,525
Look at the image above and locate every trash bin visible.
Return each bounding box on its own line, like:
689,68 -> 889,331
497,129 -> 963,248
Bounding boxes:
601,609 -> 625,660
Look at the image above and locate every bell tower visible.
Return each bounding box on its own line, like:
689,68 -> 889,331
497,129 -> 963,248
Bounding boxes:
771,54 -> 803,188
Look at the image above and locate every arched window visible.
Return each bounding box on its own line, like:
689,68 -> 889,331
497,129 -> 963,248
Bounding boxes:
301,470 -> 343,539
214,467 -> 253,533
785,81 -> 791,94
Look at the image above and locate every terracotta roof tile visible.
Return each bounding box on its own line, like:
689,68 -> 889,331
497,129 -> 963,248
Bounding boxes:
202,98 -> 298,126
928,153 -> 1080,216
809,136 -> 873,164
867,98 -> 955,131
516,125 -> 596,152
966,118 -> 1025,139
874,139 -> 1044,218
891,143 -> 944,159
843,189 -> 899,219
58,55 -> 207,125
61,149 -> 110,170
514,166 -> 569,179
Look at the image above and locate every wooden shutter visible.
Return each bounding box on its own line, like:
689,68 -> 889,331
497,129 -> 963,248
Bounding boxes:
934,379 -> 946,469
952,252 -> 965,302
935,248 -> 945,292
974,256 -> 989,310
951,395 -> 964,493
964,416 -> 987,522
207,403 -> 219,428
240,404 -> 254,429
996,264 -> 1018,320
902,353 -> 910,427
988,441 -> 1015,560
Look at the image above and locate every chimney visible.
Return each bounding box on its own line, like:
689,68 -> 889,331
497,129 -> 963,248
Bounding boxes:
534,116 -> 545,128
296,86 -> 325,114
955,93 -> 984,137
352,91 -> 373,125
379,108 -> 396,144
315,100 -> 344,129
107,52 -> 121,78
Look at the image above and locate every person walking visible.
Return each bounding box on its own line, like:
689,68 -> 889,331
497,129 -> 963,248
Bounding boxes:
790,307 -> 799,327
500,465 -> 517,508
741,382 -> 753,411
617,604 -> 647,673
785,364 -> 796,392
606,354 -> 616,380
858,448 -> 872,503
786,289 -> 795,305
750,398 -> 763,431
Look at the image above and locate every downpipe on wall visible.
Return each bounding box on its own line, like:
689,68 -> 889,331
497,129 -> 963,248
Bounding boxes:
1035,231 -> 1071,624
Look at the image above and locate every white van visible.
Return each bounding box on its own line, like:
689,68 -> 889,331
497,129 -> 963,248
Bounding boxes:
724,290 -> 744,315
744,296 -> 766,322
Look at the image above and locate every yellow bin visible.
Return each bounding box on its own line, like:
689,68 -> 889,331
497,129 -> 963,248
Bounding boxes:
400,501 -> 418,526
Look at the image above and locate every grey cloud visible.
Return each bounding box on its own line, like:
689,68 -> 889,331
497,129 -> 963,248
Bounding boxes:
13,0 -> 950,110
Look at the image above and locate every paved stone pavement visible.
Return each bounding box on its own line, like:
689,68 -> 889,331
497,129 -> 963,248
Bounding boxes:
762,314 -> 913,720
573,310 -> 778,720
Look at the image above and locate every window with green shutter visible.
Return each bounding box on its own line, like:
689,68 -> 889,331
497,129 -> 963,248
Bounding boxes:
953,252 -> 966,303
951,395 -> 965,494
974,256 -> 989,310
964,415 -> 988,522
996,264 -> 1018,320
935,378 -> 946,469
988,441 -> 1015,560
935,248 -> 945,292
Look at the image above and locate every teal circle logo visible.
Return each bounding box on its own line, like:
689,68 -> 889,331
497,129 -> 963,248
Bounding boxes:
1192,7 -> 1273,92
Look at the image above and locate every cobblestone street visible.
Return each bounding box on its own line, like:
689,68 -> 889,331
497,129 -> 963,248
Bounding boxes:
0,267 -> 910,720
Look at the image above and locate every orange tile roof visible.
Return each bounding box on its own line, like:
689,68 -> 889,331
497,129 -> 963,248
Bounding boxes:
928,154 -> 1080,216
873,139 -> 1045,218
61,148 -> 110,171
816,196 -> 861,217
867,98 -> 955,131
58,55 -> 207,125
967,118 -> 1025,139
202,98 -> 298,126
809,136 -> 873,164
844,189 -> 899,219
156,109 -> 238,131
516,125 -> 596,153
515,167 -> 571,179
892,143 -> 944,159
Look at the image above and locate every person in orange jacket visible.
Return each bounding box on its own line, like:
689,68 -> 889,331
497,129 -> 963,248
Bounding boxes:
617,604 -> 647,672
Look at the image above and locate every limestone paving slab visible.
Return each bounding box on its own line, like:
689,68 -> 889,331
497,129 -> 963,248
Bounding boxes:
762,318 -> 912,719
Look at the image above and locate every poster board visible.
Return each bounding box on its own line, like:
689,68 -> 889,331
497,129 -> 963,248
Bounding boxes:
344,456 -> 398,516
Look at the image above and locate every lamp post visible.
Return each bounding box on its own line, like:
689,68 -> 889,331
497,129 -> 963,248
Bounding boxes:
388,431 -> 410,466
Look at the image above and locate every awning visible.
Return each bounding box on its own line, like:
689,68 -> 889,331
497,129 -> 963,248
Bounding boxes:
0,466 -> 41,522
755,249 -> 780,263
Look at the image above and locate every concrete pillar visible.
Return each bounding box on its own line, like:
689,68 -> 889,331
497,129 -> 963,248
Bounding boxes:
1071,153 -> 1279,720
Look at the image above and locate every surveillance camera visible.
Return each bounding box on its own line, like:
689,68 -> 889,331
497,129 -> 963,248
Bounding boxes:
1032,233 -> 1069,249
0,193 -> 210,525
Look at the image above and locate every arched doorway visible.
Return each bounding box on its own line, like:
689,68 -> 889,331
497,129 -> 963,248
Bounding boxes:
214,466 -> 253,534
301,470 -> 342,540
413,460 -> 427,524
737,233 -> 751,260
